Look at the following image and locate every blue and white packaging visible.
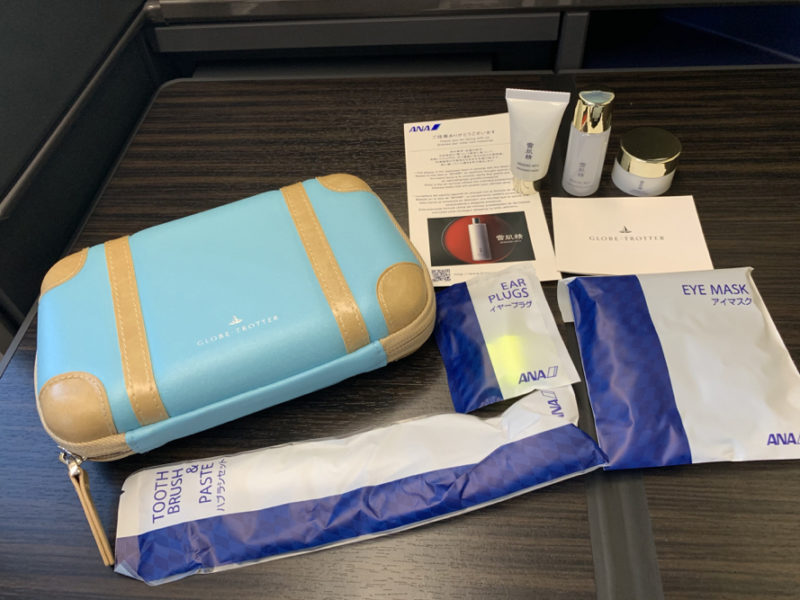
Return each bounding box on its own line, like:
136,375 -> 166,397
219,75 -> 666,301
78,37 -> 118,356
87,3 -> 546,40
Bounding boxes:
434,264 -> 581,413
115,387 -> 605,585
558,267 -> 800,470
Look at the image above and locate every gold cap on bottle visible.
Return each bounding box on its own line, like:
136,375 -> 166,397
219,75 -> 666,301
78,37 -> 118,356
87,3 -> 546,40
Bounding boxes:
616,127 -> 682,178
572,90 -> 614,134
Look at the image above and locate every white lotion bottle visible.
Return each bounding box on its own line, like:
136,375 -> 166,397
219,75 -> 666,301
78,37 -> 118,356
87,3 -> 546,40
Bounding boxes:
562,90 -> 614,197
468,217 -> 492,261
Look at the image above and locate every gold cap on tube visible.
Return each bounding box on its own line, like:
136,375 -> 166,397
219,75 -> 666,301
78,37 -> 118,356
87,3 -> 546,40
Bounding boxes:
513,177 -> 541,195
572,90 -> 615,134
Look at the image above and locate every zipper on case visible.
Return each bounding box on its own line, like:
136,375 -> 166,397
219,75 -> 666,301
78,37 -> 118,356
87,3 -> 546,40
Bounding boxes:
59,450 -> 114,566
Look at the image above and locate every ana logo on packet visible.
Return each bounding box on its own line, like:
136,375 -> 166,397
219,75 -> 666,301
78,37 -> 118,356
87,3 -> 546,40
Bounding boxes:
542,389 -> 565,418
767,432 -> 800,446
518,366 -> 558,384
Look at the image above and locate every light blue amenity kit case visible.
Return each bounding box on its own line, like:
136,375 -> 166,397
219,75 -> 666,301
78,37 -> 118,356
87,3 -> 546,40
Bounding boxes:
35,174 -> 435,463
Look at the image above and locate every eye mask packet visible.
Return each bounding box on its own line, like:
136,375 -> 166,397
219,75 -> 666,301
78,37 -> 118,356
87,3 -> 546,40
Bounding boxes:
557,267 -> 800,470
434,264 -> 580,413
115,387 -> 606,585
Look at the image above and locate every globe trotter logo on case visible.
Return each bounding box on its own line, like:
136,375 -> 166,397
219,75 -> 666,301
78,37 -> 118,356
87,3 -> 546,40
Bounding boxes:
195,314 -> 279,347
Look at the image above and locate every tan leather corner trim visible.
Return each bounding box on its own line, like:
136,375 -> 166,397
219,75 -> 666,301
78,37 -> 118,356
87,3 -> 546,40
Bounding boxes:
38,372 -> 117,444
379,262 -> 435,363
41,248 -> 89,296
374,202 -> 436,363
105,236 -> 168,426
377,262 -> 428,335
282,182 -> 370,353
317,173 -> 374,194
34,358 -> 132,460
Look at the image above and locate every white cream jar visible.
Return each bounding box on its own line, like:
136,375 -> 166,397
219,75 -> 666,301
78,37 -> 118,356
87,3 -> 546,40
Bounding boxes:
611,127 -> 682,196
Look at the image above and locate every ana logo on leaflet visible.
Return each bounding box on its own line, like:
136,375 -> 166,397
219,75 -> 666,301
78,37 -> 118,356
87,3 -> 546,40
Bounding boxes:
408,123 -> 441,132
518,366 -> 558,384
767,432 -> 800,446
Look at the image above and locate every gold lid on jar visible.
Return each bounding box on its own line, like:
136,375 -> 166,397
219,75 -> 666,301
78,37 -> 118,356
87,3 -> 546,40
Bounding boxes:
572,90 -> 614,133
616,127 -> 682,178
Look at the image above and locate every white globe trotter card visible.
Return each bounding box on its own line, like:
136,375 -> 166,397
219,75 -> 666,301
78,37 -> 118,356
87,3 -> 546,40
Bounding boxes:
552,195 -> 713,276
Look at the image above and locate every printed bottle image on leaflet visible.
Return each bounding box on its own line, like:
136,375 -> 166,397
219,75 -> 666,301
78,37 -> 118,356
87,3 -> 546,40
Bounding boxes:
468,217 -> 492,261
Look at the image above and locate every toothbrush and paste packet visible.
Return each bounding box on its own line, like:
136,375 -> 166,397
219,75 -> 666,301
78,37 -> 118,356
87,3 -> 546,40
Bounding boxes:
115,388 -> 606,585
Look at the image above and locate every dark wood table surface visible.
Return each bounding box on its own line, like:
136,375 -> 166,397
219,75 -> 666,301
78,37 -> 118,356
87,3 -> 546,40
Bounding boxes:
1,68 -> 798,599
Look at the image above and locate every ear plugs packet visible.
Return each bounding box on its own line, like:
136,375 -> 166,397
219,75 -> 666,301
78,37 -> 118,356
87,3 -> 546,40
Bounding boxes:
114,387 -> 606,585
434,264 -> 580,413
557,267 -> 800,470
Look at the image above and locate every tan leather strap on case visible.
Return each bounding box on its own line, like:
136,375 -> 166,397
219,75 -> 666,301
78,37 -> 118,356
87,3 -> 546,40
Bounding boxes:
282,182 -> 370,353
105,236 -> 168,426
61,452 -> 114,566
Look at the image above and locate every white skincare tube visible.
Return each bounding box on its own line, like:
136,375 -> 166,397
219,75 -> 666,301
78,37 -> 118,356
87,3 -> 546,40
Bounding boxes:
506,88 -> 570,194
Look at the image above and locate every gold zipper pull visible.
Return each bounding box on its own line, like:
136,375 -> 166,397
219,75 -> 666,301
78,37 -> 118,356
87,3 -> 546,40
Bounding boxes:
59,450 -> 115,566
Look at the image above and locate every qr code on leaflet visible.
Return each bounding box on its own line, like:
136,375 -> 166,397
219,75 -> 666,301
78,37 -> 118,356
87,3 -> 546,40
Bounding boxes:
431,268 -> 451,283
